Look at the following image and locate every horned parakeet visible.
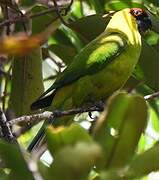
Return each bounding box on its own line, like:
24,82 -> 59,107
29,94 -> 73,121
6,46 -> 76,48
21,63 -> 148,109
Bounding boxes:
28,8 -> 152,152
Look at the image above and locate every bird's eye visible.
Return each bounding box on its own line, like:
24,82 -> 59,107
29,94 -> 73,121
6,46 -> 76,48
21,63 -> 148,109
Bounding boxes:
132,9 -> 142,17
134,10 -> 140,16
130,8 -> 146,17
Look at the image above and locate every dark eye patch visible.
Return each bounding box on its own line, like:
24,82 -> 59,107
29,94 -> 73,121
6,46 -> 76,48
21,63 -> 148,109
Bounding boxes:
130,8 -> 148,18
130,8 -> 152,32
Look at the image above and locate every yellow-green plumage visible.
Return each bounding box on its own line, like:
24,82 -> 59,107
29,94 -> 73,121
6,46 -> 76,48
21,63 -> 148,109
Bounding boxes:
28,8 -> 149,152
39,8 -> 141,110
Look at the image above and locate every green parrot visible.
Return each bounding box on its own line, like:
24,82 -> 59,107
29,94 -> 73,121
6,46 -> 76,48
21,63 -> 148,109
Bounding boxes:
28,8 -> 151,152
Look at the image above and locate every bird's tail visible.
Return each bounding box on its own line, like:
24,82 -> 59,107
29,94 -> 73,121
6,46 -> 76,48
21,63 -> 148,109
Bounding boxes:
30,91 -> 56,110
27,117 -> 54,152
27,125 -> 45,152
28,91 -> 57,152
29,87 -> 73,152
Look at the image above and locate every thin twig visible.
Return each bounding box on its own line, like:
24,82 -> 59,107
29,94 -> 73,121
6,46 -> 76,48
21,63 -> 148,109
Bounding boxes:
64,0 -> 74,15
4,5 -> 10,35
52,0 -> 70,27
1,1 -> 27,31
8,111 -> 53,126
8,104 -> 104,126
144,91 -> 159,100
0,5 -> 69,28
0,109 -> 17,143
29,6 -> 66,19
0,16 -> 27,27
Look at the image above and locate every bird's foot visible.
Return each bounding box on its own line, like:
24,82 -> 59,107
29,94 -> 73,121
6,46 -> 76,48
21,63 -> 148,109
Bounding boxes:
88,112 -> 94,119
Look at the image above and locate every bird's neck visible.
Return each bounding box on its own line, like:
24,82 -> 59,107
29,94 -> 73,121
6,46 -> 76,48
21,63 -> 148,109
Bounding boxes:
106,9 -> 141,46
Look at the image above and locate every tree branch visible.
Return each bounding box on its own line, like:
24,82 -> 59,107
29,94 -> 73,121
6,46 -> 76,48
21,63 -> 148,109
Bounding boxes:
0,109 -> 17,143
52,0 -> 70,27
144,91 -> 159,101
8,104 -> 104,126
0,4 -> 71,28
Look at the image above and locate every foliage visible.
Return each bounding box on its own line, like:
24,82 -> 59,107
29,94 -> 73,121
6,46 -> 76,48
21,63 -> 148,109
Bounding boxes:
0,0 -> 159,180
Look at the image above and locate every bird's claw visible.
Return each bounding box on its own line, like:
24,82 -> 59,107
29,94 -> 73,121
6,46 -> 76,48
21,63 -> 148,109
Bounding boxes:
88,112 -> 94,119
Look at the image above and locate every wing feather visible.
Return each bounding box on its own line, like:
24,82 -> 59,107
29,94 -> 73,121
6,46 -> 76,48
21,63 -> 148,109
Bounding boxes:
31,32 -> 127,110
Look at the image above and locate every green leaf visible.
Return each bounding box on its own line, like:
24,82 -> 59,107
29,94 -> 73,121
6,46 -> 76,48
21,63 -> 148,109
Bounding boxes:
48,44 -> 77,65
137,39 -> 159,91
150,107 -> 159,132
93,92 -> 147,169
46,123 -> 92,156
20,0 -> 36,6
28,4 -> 60,34
9,48 -> 44,116
48,29 -> 74,47
149,12 -> 159,34
144,31 -> 159,45
0,140 -> 34,180
123,76 -> 142,92
0,169 -> 8,180
126,143 -> 159,178
104,0 -> 143,11
99,144 -> 159,179
71,0 -> 84,18
99,170 -> 123,180
49,142 -> 102,180
88,0 -> 104,13
69,14 -> 111,41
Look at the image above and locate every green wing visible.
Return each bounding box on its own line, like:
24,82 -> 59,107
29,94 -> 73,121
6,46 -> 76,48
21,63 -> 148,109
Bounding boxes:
46,32 -> 127,93
31,32 -> 127,110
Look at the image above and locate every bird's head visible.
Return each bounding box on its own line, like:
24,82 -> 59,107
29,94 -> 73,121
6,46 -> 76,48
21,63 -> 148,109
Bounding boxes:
130,8 -> 152,33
